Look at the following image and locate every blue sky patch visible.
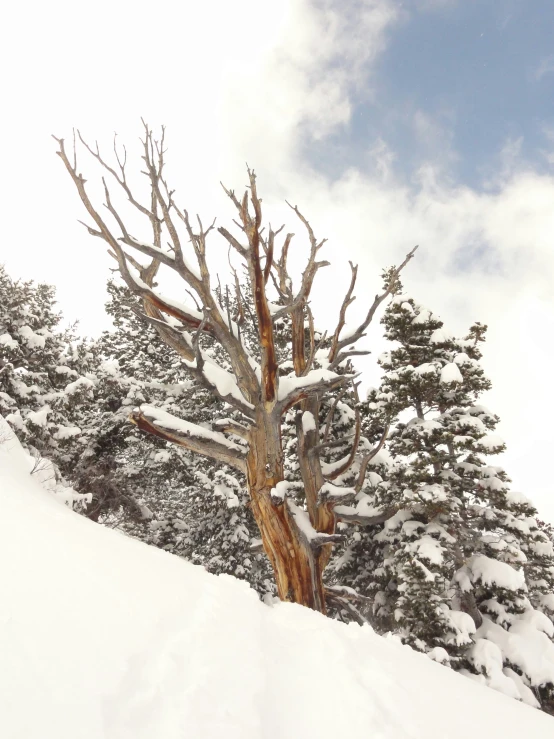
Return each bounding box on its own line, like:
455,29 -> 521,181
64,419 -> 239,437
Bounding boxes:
308,0 -> 554,189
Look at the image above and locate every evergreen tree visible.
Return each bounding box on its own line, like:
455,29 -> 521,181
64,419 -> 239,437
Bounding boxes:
335,295 -> 554,710
0,265 -> 93,507
71,281 -> 274,596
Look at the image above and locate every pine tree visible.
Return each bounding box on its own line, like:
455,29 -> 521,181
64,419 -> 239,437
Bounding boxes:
337,295 -> 554,709
0,265 -> 93,507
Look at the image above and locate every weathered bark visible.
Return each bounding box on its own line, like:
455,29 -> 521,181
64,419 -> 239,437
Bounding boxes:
246,408 -> 326,610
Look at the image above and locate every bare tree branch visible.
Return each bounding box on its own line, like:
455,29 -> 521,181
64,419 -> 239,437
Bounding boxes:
129,408 -> 247,473
354,421 -> 390,493
328,246 -> 418,367
54,125 -> 418,615
334,505 -> 397,526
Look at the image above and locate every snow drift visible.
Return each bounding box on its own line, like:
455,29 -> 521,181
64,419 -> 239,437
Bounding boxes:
1,431 -> 553,739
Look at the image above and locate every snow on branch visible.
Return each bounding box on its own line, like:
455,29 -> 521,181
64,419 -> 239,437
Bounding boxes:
183,352 -> 255,416
287,500 -> 345,550
277,369 -> 353,410
212,418 -> 251,440
318,482 -> 357,505
137,406 -> 243,450
123,264 -> 211,334
334,504 -> 397,527
270,480 -> 291,505
130,405 -> 247,473
469,555 -> 526,592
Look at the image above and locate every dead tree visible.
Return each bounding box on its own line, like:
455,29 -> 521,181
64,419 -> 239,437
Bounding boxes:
54,124 -> 416,613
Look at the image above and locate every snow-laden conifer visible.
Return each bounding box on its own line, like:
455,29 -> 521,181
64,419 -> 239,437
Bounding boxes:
0,265 -> 93,508
339,295 -> 554,710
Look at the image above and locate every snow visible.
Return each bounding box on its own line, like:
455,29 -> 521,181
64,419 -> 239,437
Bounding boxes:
0,332 -> 18,349
448,610 -> 477,646
531,538 -> 554,557
1,441 -> 554,738
337,322 -> 359,342
539,593 -> 554,613
138,405 -> 243,451
278,368 -> 342,402
477,615 -> 554,695
503,668 -> 540,707
185,354 -> 254,409
413,362 -> 437,375
4,411 -> 24,429
320,481 -> 355,500
390,293 -> 407,305
479,434 -> 506,450
53,425 -> 82,440
286,499 -> 321,542
301,410 -> 316,433
320,453 -> 351,476
430,328 -> 451,343
427,646 -> 450,664
270,480 -> 290,503
340,491 -> 390,520
440,362 -> 463,384
55,365 -> 79,377
64,375 -> 95,395
126,263 -> 203,318
127,235 -> 176,263
466,638 -> 524,702
406,534 -> 444,565
214,483 -> 240,509
455,414 -> 487,432
412,307 -> 432,324
505,489 -> 534,508
27,404 -> 50,427
18,325 -> 47,349
412,418 -> 442,433
453,352 -> 472,365
470,555 -> 526,591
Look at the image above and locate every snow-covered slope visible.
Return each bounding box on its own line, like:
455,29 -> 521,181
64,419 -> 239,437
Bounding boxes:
1,433 -> 553,739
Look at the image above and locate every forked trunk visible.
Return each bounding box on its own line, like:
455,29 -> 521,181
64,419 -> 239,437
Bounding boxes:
246,410 -> 327,612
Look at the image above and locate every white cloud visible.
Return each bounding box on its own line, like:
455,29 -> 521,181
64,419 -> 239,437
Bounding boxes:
411,108 -> 459,171
539,125 -> 554,166
286,167 -> 554,520
219,0 -> 399,178
1,0 -> 554,520
535,54 -> 554,81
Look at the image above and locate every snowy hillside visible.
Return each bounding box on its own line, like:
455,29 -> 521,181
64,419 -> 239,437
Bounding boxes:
1,435 -> 553,739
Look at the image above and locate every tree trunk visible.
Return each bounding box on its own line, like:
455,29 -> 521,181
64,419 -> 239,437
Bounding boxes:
247,408 -> 326,611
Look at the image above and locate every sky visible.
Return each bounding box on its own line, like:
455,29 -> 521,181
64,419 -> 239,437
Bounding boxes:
1,0 -> 554,518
